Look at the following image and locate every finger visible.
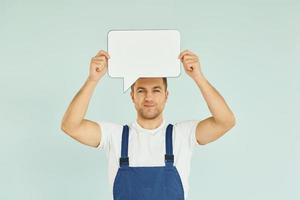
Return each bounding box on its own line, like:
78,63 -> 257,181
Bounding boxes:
181,55 -> 197,60
184,60 -> 197,64
181,55 -> 198,62
92,58 -> 105,63
95,63 -> 105,71
95,54 -> 109,60
96,66 -> 104,72
179,52 -> 197,61
96,50 -> 108,57
183,58 -> 198,62
178,49 -> 196,59
178,50 -> 187,59
178,49 -> 190,58
92,56 -> 106,61
96,50 -> 111,59
93,60 -> 106,65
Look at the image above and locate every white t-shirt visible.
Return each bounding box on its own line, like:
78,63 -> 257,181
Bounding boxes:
97,118 -> 200,200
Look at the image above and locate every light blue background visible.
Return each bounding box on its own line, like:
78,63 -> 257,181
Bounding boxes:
1,0 -> 299,199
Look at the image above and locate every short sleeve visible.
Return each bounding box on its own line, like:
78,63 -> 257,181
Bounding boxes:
189,120 -> 199,147
96,121 -> 120,152
174,120 -> 199,149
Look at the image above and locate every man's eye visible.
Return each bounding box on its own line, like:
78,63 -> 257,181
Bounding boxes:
154,90 -> 160,92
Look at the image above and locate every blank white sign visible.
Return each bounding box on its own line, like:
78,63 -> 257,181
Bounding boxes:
107,29 -> 181,92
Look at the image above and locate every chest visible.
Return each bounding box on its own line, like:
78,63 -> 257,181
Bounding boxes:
127,133 -> 166,166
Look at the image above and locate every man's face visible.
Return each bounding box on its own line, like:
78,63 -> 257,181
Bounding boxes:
130,78 -> 168,120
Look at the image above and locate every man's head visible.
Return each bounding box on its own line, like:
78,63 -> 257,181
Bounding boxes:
130,77 -> 168,120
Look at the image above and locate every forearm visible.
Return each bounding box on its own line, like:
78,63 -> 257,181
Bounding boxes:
193,74 -> 236,126
61,77 -> 99,131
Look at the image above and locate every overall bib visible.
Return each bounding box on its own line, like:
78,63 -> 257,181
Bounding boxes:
113,124 -> 185,200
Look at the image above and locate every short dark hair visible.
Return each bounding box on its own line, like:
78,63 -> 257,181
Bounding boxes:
131,77 -> 168,92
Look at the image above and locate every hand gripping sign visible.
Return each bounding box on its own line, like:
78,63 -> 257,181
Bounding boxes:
107,29 -> 181,92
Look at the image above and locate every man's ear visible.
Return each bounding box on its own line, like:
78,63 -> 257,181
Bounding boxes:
165,90 -> 169,100
130,91 -> 134,102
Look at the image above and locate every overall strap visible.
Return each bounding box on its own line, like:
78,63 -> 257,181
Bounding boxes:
119,125 -> 129,167
165,124 -> 174,166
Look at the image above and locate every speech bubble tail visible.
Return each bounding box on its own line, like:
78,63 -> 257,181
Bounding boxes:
123,76 -> 138,93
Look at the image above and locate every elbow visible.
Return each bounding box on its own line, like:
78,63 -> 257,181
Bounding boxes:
60,116 -> 67,132
60,122 -> 68,133
60,121 -> 72,134
217,115 -> 236,129
225,115 -> 236,128
60,121 -> 80,136
228,115 -> 236,125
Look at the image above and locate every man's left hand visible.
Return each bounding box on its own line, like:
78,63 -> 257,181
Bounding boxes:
178,49 -> 204,80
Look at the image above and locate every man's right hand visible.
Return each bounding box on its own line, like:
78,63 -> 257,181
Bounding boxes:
88,50 -> 110,82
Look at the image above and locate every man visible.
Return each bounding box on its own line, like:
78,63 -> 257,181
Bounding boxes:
61,49 -> 236,200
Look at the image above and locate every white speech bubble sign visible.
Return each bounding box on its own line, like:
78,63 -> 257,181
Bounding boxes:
107,29 -> 181,92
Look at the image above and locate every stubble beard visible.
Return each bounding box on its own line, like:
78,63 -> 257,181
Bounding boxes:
138,106 -> 162,120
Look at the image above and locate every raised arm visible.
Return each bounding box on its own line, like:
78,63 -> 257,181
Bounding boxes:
179,49 -> 236,145
60,50 -> 110,148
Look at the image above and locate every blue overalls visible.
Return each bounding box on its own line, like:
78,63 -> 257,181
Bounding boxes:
113,124 -> 185,200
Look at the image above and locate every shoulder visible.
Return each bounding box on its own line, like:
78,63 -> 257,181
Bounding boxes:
97,120 -> 123,129
173,120 -> 199,131
96,120 -> 125,136
96,120 -> 124,150
172,120 -> 200,147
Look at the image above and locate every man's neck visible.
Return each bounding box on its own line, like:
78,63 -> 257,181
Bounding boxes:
136,116 -> 164,130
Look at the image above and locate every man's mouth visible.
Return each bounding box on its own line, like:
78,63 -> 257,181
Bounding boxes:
144,104 -> 155,107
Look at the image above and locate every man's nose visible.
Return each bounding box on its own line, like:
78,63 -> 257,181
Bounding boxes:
145,92 -> 153,100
